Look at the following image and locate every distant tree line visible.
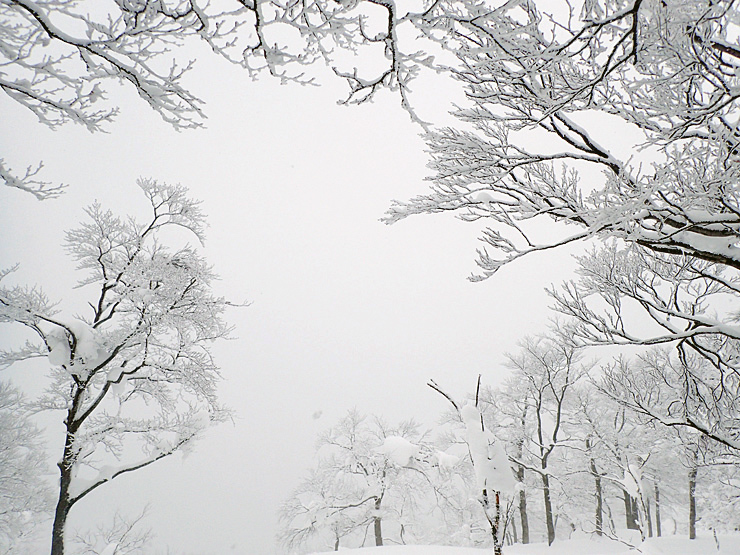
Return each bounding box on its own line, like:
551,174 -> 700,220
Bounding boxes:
279,331 -> 740,553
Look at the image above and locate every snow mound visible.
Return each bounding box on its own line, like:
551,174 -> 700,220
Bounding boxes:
434,450 -> 459,470
460,403 -> 516,496
379,436 -> 419,467
46,327 -> 71,366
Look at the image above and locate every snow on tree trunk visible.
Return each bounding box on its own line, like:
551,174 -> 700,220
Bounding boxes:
461,404 -> 514,554
460,405 -> 515,496
51,400 -> 84,555
515,416 -> 529,545
492,491 -> 503,555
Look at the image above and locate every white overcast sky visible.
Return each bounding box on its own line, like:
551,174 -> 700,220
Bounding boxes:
1,42 -> 581,553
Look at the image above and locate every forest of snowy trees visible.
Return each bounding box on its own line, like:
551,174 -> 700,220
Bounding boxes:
278,334 -> 740,553
2,0 -> 740,553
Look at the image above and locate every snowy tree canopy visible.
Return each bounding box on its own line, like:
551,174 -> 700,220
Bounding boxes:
384,0 -> 740,279
0,179 -> 233,555
0,0 -> 459,197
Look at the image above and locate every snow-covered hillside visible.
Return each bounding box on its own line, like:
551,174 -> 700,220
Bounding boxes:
310,535 -> 740,555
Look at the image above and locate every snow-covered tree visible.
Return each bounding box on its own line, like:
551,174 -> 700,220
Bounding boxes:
0,179 -> 232,555
571,382 -> 680,541
549,242 -> 740,436
71,506 -> 153,555
502,334 -> 587,546
1,0 -> 461,197
429,379 -> 516,555
386,0 -> 740,280
600,345 -> 740,452
279,410 -> 436,552
478,377 -> 532,545
0,380 -> 53,553
378,0 -> 740,466
373,1 -> 740,537
598,346 -> 740,538
697,461 -> 740,534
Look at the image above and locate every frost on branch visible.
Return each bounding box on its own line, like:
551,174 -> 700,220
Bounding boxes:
546,241 -> 740,449
1,0 -> 208,132
384,0 -> 740,278
0,179 -> 233,554
71,505 -> 153,555
1,0 -> 459,198
551,241 -> 740,350
599,347 -> 740,452
2,0 -> 583,200
0,159 -> 66,200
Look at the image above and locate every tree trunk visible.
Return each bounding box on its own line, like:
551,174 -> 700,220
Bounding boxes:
481,488 -> 504,554
655,483 -> 662,537
645,494 -> 653,538
594,470 -> 603,536
373,497 -> 383,546
51,428 -> 78,555
493,491 -> 503,555
623,491 -> 639,530
586,439 -> 602,537
688,466 -> 698,540
510,509 -> 518,544
542,472 -> 555,545
516,465 -> 529,544
623,492 -> 631,529
515,407 -> 529,545
51,491 -> 70,555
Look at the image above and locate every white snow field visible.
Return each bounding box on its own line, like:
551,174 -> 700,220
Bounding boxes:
309,535 -> 740,555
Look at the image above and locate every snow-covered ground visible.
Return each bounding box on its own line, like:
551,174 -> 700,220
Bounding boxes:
311,535 -> 740,555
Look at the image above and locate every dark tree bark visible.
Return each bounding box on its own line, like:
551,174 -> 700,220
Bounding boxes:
51,471 -> 71,555
689,466 -> 698,540
542,472 -> 556,545
586,439 -> 602,537
623,491 -> 640,530
655,483 -> 662,537
631,497 -> 640,531
373,497 -> 383,546
515,407 -> 529,544
517,466 -> 529,544
51,396 -> 84,555
593,469 -> 603,536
